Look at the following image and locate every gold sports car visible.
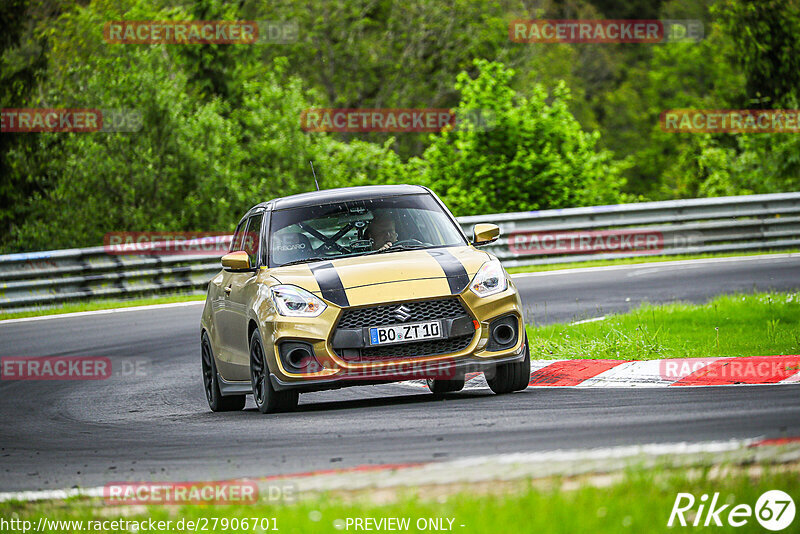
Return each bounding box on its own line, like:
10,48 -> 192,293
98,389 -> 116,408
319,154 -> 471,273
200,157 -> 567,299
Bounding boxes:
201,185 -> 530,413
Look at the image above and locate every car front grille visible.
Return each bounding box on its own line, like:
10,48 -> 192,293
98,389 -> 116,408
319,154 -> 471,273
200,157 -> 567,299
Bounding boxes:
336,298 -> 467,329
332,298 -> 474,362
346,334 -> 473,362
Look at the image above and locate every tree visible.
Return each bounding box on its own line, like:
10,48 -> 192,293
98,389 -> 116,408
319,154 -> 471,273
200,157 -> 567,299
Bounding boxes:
681,0 -> 800,197
3,0 -> 404,251
714,0 -> 800,108
412,60 -> 628,216
0,0 -> 67,249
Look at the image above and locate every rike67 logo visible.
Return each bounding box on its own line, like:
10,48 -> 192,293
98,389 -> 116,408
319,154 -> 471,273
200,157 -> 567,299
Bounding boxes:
668,490 -> 795,530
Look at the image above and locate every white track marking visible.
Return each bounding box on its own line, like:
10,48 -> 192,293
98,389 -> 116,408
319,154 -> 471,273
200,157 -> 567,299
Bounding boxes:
462,373 -> 488,390
447,439 -> 751,466
577,358 -> 722,388
0,486 -> 104,503
0,301 -> 204,326
780,370 -> 800,383
575,360 -> 659,388
569,315 -> 606,326
529,359 -> 565,372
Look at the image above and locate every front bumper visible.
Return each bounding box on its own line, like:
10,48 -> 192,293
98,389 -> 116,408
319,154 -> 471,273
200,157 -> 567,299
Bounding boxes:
263,282 -> 525,391
269,351 -> 525,392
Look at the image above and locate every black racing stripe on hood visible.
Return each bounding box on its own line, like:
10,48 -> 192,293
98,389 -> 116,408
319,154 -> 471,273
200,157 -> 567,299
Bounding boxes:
310,262 -> 350,307
428,249 -> 470,294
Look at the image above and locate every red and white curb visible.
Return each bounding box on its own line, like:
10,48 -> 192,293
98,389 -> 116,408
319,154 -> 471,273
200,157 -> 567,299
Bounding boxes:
403,355 -> 800,390
3,437 -> 799,503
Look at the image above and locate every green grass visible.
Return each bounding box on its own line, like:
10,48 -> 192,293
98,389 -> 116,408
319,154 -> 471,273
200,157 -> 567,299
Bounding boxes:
507,249 -> 798,274
0,294 -> 204,321
1,467 -> 796,533
527,292 -> 800,360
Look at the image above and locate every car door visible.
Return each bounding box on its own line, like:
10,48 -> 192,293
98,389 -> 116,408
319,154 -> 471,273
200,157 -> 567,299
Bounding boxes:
210,218 -> 247,365
219,211 -> 264,380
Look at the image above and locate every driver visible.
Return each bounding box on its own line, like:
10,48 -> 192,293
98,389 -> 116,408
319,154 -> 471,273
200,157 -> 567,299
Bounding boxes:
366,210 -> 398,251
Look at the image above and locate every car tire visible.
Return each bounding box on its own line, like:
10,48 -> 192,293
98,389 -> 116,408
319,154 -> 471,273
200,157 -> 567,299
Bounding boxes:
202,331 -> 246,412
249,329 -> 299,414
486,334 -> 531,394
426,377 -> 466,396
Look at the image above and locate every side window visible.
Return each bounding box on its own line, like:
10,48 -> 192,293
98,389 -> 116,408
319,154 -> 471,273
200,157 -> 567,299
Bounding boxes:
272,225 -> 313,266
242,212 -> 264,267
230,219 -> 247,252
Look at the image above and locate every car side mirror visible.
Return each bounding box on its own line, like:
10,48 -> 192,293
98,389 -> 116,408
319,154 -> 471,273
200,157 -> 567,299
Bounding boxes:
221,251 -> 252,271
472,223 -> 500,246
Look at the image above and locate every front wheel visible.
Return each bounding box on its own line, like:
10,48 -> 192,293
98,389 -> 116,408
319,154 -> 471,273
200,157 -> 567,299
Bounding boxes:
249,329 -> 299,414
202,332 -> 245,412
486,334 -> 531,394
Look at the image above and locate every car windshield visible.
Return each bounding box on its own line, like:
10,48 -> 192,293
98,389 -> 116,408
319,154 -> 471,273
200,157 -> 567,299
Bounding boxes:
268,194 -> 466,267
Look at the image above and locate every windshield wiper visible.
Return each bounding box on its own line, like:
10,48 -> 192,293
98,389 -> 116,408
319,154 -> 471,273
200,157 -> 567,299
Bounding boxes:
277,256 -> 331,267
278,243 -> 430,265
365,243 -> 429,255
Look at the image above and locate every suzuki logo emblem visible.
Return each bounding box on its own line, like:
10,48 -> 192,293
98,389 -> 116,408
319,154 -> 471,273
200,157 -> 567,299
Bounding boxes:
393,305 -> 413,322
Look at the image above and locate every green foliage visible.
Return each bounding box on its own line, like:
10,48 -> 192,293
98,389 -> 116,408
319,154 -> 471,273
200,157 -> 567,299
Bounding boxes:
413,60 -> 628,216
601,0 -> 800,199
2,0 -> 408,250
1,0 -> 798,252
0,0 -> 64,249
245,0 -> 537,158
3,467 -> 800,534
686,0 -> 800,197
691,133 -> 800,197
713,0 -> 800,108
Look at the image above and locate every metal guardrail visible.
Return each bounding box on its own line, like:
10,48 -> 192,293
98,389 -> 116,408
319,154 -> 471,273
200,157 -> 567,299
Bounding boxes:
1,192 -> 798,312
458,192 -> 800,267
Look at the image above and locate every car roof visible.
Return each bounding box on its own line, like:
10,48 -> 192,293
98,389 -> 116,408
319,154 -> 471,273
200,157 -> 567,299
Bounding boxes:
253,184 -> 430,212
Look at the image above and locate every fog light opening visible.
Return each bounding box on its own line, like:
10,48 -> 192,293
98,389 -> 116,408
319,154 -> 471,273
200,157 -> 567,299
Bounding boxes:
492,324 -> 515,346
286,347 -> 312,369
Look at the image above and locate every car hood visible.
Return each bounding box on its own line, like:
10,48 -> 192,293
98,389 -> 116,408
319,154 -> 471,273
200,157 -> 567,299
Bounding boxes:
268,246 -> 490,307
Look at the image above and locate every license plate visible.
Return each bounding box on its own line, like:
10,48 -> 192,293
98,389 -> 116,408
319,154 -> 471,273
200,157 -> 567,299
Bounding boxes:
369,321 -> 442,346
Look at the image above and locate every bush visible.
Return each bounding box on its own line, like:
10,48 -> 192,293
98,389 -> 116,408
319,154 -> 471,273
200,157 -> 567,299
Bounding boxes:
411,60 -> 628,216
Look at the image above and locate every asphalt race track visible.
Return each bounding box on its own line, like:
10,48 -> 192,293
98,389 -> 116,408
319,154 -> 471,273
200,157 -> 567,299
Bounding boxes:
1,255 -> 799,492
513,254 -> 800,325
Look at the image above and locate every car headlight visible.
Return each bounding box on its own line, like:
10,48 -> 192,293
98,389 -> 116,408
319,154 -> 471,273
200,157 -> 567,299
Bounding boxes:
270,285 -> 327,317
469,259 -> 508,297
